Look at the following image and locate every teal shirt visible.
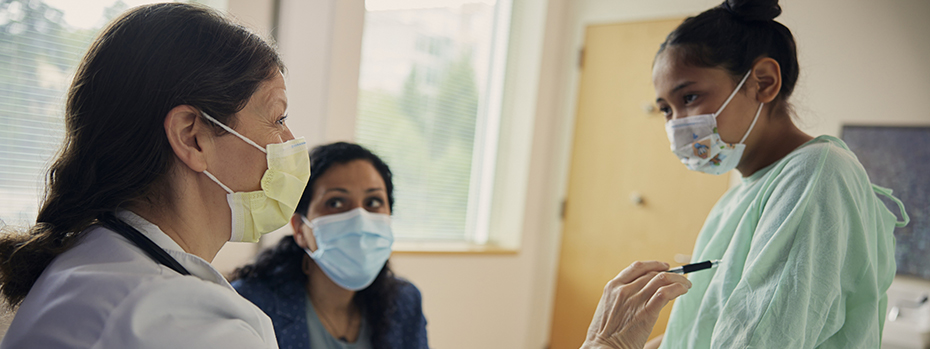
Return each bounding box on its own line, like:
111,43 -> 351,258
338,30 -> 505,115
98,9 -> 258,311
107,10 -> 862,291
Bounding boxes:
305,294 -> 373,349
659,136 -> 907,349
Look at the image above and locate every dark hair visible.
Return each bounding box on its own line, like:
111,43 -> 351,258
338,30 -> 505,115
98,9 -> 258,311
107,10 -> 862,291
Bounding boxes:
0,3 -> 284,307
232,142 -> 399,348
658,0 -> 799,113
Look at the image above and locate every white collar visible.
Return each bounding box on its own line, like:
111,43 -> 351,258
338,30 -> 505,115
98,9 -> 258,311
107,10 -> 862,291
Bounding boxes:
115,210 -> 233,289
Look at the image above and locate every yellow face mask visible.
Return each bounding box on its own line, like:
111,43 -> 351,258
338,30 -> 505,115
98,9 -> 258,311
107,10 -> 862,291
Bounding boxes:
200,111 -> 311,243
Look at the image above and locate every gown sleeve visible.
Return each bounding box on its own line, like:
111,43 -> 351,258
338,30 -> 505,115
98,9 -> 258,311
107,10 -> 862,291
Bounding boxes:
708,145 -> 896,348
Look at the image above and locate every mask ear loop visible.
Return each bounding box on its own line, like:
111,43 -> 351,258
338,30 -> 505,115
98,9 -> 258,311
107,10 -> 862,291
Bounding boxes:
201,111 -> 268,154
738,102 -> 764,144
300,215 -> 314,230
714,70 -> 754,117
203,170 -> 234,194
199,110 -> 267,195
300,215 -> 321,254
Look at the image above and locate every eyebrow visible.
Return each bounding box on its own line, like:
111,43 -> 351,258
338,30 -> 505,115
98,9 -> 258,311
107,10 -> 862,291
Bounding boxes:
323,188 -> 385,194
267,95 -> 287,118
656,81 -> 696,103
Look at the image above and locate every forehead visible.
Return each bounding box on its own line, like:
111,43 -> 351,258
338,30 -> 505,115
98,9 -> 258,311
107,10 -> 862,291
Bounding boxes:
313,160 -> 385,191
247,72 -> 287,114
652,47 -> 730,94
262,73 -> 287,104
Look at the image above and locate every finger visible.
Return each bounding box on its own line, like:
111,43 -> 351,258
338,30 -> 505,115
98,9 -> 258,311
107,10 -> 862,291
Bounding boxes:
610,270 -> 659,298
643,280 -> 691,315
598,271 -> 660,332
637,272 -> 691,301
612,260 -> 671,285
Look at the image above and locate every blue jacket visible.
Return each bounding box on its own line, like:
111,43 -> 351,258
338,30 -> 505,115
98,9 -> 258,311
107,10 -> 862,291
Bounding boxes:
232,276 -> 428,349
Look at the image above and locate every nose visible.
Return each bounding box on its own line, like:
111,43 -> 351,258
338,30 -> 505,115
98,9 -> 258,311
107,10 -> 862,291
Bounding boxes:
282,127 -> 295,141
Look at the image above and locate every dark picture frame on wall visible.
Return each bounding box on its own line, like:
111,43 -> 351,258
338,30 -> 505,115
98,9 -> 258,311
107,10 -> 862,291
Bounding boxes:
842,125 -> 930,280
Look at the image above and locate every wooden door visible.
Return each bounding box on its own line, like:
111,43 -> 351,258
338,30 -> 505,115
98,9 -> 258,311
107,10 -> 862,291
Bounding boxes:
547,19 -> 730,348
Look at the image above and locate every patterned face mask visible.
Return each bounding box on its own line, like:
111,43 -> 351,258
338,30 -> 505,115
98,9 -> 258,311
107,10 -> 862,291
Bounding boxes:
665,70 -> 763,175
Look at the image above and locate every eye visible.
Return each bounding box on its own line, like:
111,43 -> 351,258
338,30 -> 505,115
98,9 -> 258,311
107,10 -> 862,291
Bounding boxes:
658,105 -> 672,119
683,94 -> 698,105
367,197 -> 384,210
275,114 -> 288,126
325,198 -> 344,209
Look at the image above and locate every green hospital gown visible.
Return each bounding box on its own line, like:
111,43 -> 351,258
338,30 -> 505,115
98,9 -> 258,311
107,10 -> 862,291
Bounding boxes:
658,135 -> 908,349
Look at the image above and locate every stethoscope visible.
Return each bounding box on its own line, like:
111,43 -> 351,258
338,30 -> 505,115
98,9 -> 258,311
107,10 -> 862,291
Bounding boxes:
98,212 -> 192,276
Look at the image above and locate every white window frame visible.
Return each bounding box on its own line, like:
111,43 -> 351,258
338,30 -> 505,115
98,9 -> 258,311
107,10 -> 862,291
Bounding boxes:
463,0 -> 513,245
272,0 -> 550,251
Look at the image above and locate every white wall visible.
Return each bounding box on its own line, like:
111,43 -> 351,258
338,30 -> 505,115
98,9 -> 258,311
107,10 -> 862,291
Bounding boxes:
780,0 -> 930,136
219,1 -> 930,348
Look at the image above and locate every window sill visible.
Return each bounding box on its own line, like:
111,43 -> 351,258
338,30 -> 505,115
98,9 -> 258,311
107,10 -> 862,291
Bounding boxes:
392,240 -> 519,255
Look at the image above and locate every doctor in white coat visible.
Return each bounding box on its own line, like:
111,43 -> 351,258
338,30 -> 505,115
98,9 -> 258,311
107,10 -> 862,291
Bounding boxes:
0,3 -> 307,348
0,3 -> 690,349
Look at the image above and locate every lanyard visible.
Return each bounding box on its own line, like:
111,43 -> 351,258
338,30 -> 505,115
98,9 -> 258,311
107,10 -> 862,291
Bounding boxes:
98,212 -> 192,276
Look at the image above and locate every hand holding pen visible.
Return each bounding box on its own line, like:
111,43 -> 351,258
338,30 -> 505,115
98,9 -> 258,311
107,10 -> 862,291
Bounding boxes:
582,261 -> 692,349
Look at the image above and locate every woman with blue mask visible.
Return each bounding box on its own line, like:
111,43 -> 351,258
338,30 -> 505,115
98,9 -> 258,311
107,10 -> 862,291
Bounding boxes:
649,0 -> 909,348
231,142 -> 427,349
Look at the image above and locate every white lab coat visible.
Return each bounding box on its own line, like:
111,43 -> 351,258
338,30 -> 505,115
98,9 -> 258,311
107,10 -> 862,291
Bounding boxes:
0,211 -> 278,348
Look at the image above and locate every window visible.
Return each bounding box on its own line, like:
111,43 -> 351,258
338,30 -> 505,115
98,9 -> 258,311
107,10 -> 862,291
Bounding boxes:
0,0 -> 222,228
355,0 -> 511,243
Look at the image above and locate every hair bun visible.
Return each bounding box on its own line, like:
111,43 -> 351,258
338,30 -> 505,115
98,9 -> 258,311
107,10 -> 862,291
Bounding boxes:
722,0 -> 781,21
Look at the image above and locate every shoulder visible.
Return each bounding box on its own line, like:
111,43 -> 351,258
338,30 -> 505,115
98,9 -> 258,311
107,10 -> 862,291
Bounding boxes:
755,136 -> 878,223
766,135 -> 869,189
96,276 -> 276,348
4,227 -> 161,346
782,136 -> 864,175
231,277 -> 277,305
385,277 -> 428,346
392,277 -> 423,306
8,228 -> 275,348
21,226 -> 177,316
389,277 -> 425,324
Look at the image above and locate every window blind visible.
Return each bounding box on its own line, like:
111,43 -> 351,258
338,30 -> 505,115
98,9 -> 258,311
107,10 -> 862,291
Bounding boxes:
0,0 -> 88,227
0,0 -> 191,227
356,0 -> 507,241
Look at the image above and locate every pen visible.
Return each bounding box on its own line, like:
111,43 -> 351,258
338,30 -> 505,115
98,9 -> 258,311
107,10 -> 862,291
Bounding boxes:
667,260 -> 721,274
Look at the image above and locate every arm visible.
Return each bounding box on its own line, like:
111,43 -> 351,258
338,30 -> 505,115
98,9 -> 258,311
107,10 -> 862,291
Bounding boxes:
709,148 -> 887,348
581,261 -> 691,349
96,277 -> 278,349
410,285 -> 429,349
395,280 -> 429,349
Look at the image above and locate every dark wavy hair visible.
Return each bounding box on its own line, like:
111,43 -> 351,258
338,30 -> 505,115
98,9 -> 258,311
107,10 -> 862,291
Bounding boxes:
0,3 -> 283,307
232,142 -> 399,348
658,0 -> 799,116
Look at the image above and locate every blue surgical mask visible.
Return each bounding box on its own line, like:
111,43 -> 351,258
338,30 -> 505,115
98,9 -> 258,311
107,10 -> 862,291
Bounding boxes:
301,208 -> 393,291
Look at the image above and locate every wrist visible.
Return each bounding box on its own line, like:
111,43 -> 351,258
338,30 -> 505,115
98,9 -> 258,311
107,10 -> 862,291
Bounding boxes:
580,337 -> 639,349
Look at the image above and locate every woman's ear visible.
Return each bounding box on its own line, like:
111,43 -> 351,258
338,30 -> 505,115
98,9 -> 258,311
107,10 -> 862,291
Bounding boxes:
750,57 -> 782,104
164,105 -> 211,173
291,214 -> 315,251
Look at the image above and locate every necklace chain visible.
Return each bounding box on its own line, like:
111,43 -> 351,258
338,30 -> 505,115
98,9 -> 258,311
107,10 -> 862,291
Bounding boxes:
310,296 -> 356,341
